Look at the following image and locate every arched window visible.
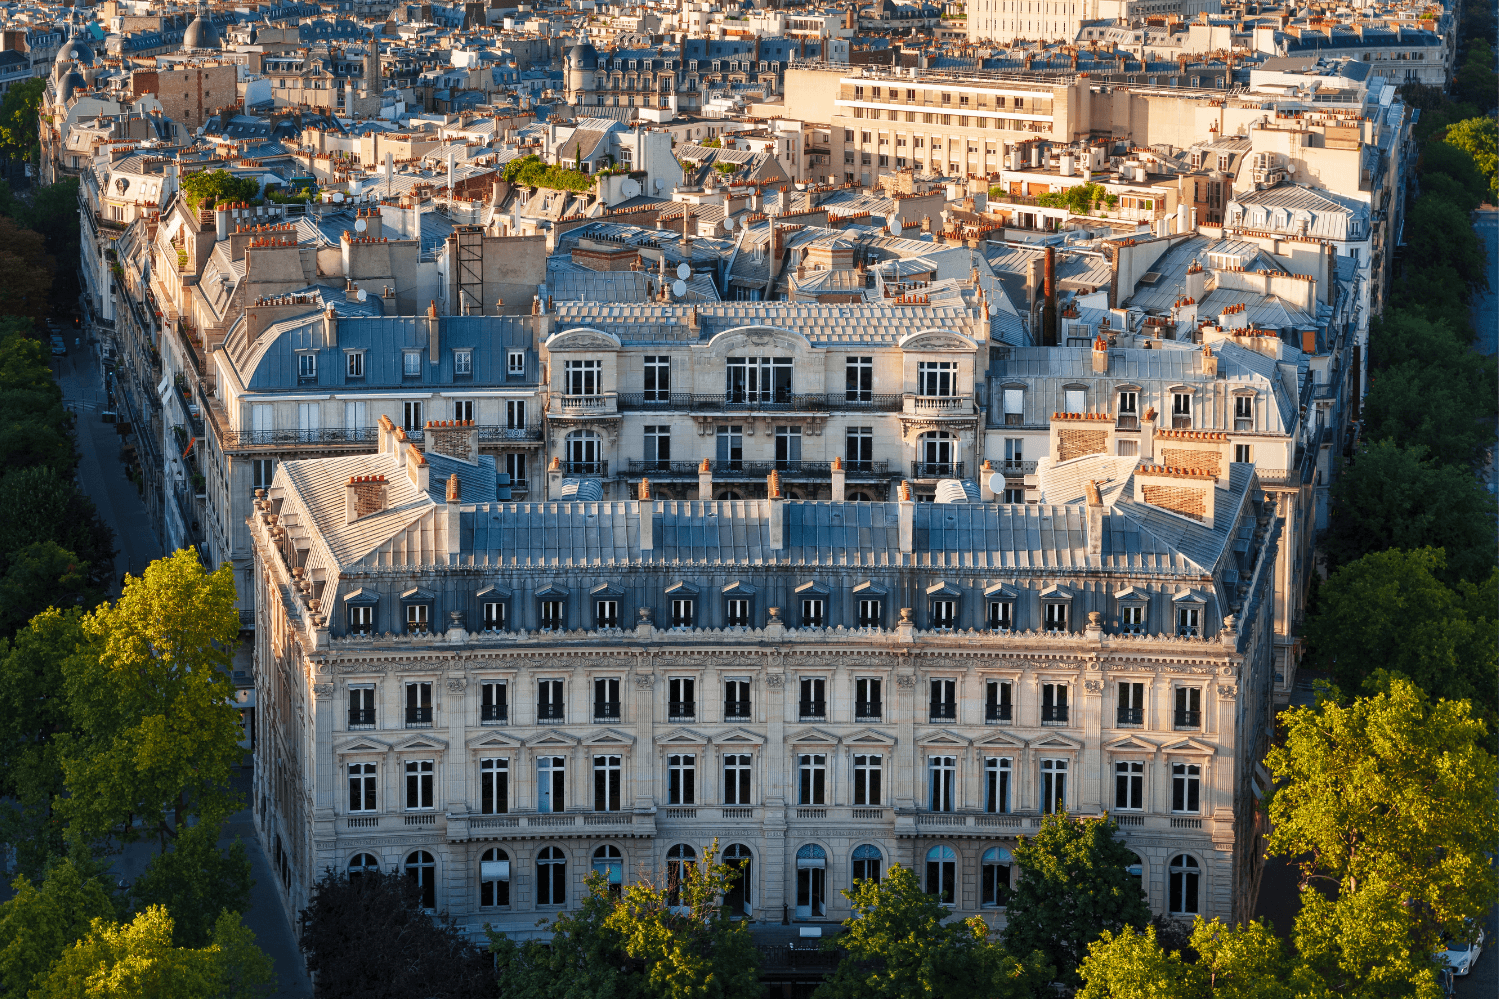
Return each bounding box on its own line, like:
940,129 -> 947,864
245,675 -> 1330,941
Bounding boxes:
981,847 -> 1012,907
348,853 -> 379,880
716,489 -> 742,500
592,845 -> 623,896
1168,854 -> 1199,915
404,850 -> 436,908
925,845 -> 956,904
851,844 -> 882,885
480,848 -> 510,907
537,846 -> 566,906
565,430 -> 603,474
666,843 -> 697,906
1125,852 -> 1145,895
847,491 -> 872,502
795,844 -> 826,918
917,430 -> 957,477
723,843 -> 753,916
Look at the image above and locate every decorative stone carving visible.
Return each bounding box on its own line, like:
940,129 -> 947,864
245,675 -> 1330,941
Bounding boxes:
764,673 -> 785,689
635,673 -> 655,688
1218,685 -> 1238,698
446,678 -> 467,692
312,682 -> 334,697
1084,679 -> 1102,693
895,674 -> 916,688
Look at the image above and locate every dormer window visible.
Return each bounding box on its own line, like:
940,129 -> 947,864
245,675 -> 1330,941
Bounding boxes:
403,351 -> 421,377
346,350 -> 365,379
297,352 -> 317,383
1172,391 -> 1192,429
454,350 -> 472,376
1234,395 -> 1254,430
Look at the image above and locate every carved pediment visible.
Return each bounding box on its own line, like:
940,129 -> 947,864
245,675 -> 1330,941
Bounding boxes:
1033,734 -> 1084,751
335,734 -> 393,755
465,730 -> 522,750
585,727 -> 636,746
844,726 -> 896,746
1103,736 -> 1159,754
547,327 -> 621,352
1161,737 -> 1216,756
899,328 -> 977,352
524,729 -> 582,748
392,733 -> 449,753
787,726 -> 840,745
653,726 -> 711,746
713,726 -> 767,747
917,728 -> 972,748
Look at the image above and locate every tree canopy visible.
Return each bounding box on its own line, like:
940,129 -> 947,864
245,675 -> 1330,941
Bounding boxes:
178,170 -> 261,210
0,77 -> 44,164
1442,116 -> 1498,204
815,863 -> 1050,999
1001,813 -> 1151,985
0,859 -> 119,996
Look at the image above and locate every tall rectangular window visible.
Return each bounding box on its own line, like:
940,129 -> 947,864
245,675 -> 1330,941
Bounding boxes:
723,679 -> 751,719
297,352 -> 317,381
537,679 -> 564,721
403,352 -> 421,376
723,754 -> 752,804
480,681 -> 507,723
643,355 -> 671,401
670,599 -> 695,629
725,598 -> 750,627
480,758 -> 509,814
539,600 -> 565,630
798,754 -> 826,805
669,677 -> 695,719
347,351 -> 365,378
1003,388 -> 1024,425
452,399 -> 473,422
987,600 -> 1013,631
725,356 -> 792,403
482,602 -> 507,633
774,426 -> 802,469
1117,390 -> 1137,428
985,757 -> 1011,813
1041,758 -> 1067,813
594,677 -> 620,720
402,400 -> 422,430
565,359 -> 601,395
348,763 -> 377,812
800,598 -> 825,627
799,678 -> 825,719
716,426 -> 743,470
453,350 -> 472,376
1234,444 -> 1253,464
928,756 -> 956,812
668,754 -> 696,804
1044,602 -> 1068,632
594,755 -> 621,811
1118,682 -> 1145,725
1234,395 -> 1253,430
508,349 -> 525,375
404,760 -> 434,809
1042,683 -> 1068,724
930,600 -> 956,629
845,356 -> 873,401
1175,687 -> 1202,728
252,458 -> 275,492
929,678 -> 956,721
405,603 -> 429,634
595,600 -> 620,629
644,425 -> 671,470
348,685 -> 375,728
1172,391 -> 1192,429
405,682 -> 432,726
853,754 -> 882,806
505,453 -> 526,488
537,756 -> 565,813
1121,605 -> 1145,634
506,400 -> 526,429
845,426 -> 873,471
1172,763 -> 1201,812
855,678 -> 882,720
986,680 -> 1013,722
1115,761 -> 1144,810
297,402 -> 320,433
857,598 -> 882,627
1178,607 -> 1201,637
917,361 -> 956,396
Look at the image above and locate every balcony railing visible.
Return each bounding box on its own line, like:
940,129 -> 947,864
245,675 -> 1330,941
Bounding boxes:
999,459 -> 1038,475
668,701 -> 696,719
617,391 -> 903,413
798,700 -> 826,719
219,426 -> 380,449
593,702 -> 621,720
624,458 -> 889,479
481,704 -> 508,723
1041,705 -> 1069,725
1117,707 -> 1144,725
563,460 -> 608,475
405,706 -> 432,726
723,700 -> 752,719
1117,414 -> 1140,430
855,701 -> 882,719
558,394 -> 611,412
905,394 -> 972,414
348,709 -> 376,728
929,704 -> 956,721
911,461 -> 965,478
986,703 -> 1013,723
402,425 -> 543,444
1174,710 -> 1201,728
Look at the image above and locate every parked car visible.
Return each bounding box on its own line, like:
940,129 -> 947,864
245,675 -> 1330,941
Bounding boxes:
1440,924 -> 1484,976
49,335 -> 67,356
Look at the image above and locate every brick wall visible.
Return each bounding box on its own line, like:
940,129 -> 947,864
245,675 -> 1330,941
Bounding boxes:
426,421 -> 476,462
1141,484 -> 1205,521
1160,448 -> 1221,476
349,476 -> 385,518
1058,428 -> 1107,462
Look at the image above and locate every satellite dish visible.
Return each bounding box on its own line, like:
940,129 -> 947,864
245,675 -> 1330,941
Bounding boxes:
357,288 -> 367,302
620,177 -> 640,199
355,217 -> 367,232
676,262 -> 690,280
889,218 -> 903,237
334,191 -> 345,203
989,472 -> 1008,496
725,215 -> 736,230
672,279 -> 687,298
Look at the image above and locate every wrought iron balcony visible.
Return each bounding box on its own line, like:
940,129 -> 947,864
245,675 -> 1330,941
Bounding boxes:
616,392 -> 903,413
624,458 -> 889,480
563,460 -> 608,476
911,461 -> 965,479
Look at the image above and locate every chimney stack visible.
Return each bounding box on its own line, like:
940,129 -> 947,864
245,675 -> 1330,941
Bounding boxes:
698,457 -> 713,500
897,480 -> 914,553
1043,246 -> 1058,346
345,475 -> 387,523
767,470 -> 785,550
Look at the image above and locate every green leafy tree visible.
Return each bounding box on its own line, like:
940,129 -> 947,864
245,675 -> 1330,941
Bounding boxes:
0,542 -> 98,637
1442,116 -> 1498,203
1389,267 -> 1479,339
601,841 -> 760,999
816,863 -> 1050,999
303,867 -> 497,999
0,608 -> 88,876
1360,358 -> 1497,467
1368,309 -> 1474,370
178,170 -> 260,210
0,467 -> 116,598
1451,40 -> 1497,112
0,859 -> 118,995
1304,548 -> 1497,721
129,821 -> 254,948
0,216 -> 53,326
56,550 -> 244,851
1076,923 -> 1199,999
1001,813 -> 1150,985
1291,885 -> 1444,999
1322,440 -> 1497,582
1264,677 -> 1499,952
0,77 -> 45,164
31,906 -> 273,999
1404,193 -> 1489,290
490,873 -> 643,999
1416,139 -> 1490,211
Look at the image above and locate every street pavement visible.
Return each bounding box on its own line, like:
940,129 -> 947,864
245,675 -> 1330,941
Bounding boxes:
52,338 -> 313,997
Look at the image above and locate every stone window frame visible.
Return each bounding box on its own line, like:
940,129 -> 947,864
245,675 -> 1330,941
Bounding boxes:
794,579 -> 830,628
721,580 -> 756,628
1231,388 -> 1258,431
1060,381 -> 1089,415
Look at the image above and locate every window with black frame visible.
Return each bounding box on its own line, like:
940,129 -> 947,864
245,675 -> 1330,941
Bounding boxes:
593,678 -> 620,720
985,680 -> 1013,723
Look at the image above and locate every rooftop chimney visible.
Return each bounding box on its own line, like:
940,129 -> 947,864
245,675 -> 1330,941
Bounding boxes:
1043,246 -> 1058,346
345,475 -> 387,524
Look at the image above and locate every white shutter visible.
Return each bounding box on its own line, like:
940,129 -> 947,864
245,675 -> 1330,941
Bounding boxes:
344,401 -> 366,429
251,404 -> 273,434
1003,389 -> 1023,414
298,403 -> 320,431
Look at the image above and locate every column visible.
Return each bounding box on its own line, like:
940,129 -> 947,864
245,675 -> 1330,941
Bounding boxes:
761,670 -> 788,917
